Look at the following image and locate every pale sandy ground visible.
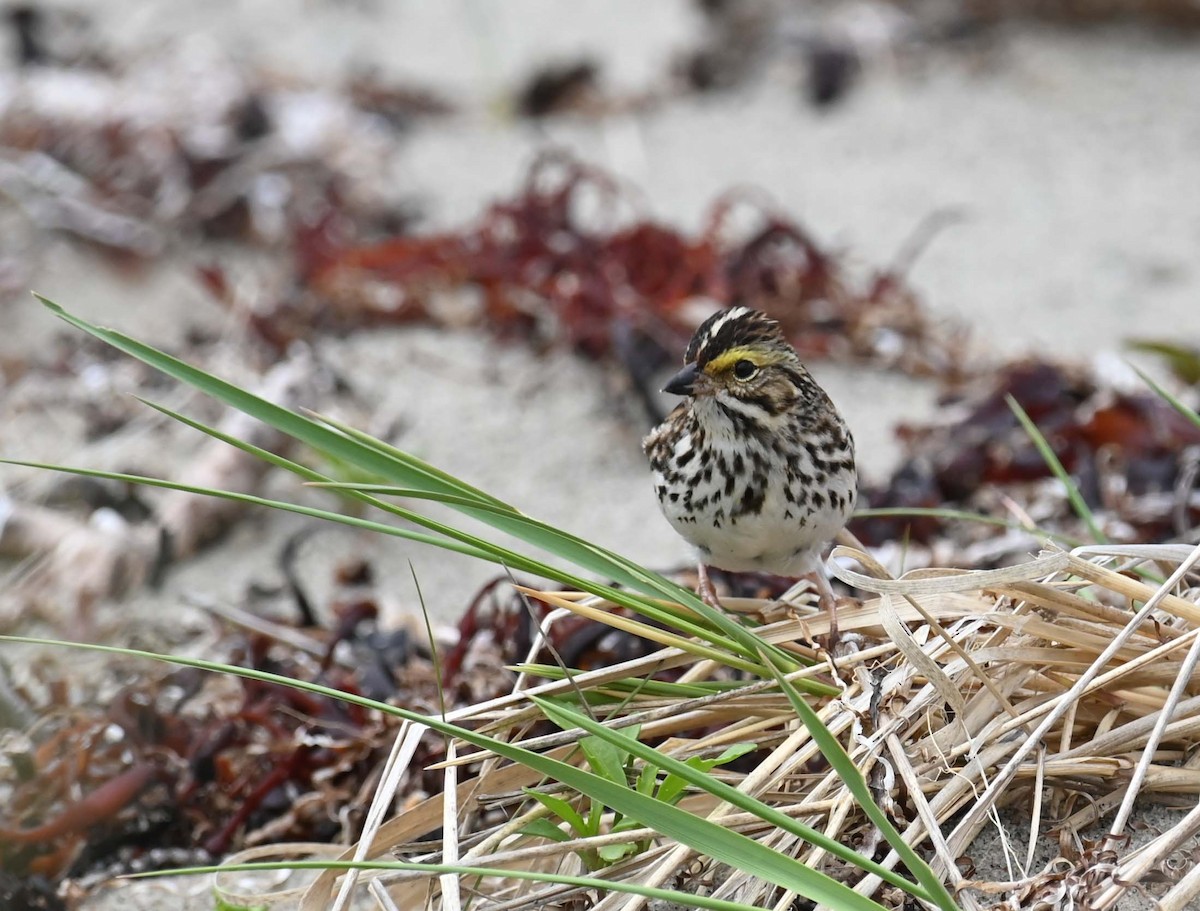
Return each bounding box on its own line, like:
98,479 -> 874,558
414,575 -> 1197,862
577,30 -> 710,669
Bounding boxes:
9,0 -> 1198,621
2,1 -> 1199,908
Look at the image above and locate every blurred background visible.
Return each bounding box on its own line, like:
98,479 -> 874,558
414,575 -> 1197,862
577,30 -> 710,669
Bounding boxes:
2,0 -> 1199,621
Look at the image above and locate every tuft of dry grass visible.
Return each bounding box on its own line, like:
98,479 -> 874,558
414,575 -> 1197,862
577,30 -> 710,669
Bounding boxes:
209,538 -> 1200,911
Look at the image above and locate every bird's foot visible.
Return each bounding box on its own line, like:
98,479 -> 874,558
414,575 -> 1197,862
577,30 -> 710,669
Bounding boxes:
810,571 -> 848,658
696,563 -> 723,609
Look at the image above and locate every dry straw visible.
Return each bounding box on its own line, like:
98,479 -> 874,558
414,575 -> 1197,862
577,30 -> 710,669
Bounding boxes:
211,538 -> 1200,911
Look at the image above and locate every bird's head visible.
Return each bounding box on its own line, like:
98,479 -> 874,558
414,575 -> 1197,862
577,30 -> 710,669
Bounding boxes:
663,306 -> 811,428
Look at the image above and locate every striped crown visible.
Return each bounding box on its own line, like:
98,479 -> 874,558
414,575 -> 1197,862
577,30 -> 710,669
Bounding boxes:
684,306 -> 792,367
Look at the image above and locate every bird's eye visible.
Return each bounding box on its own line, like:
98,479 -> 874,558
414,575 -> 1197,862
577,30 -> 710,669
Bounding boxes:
733,359 -> 757,380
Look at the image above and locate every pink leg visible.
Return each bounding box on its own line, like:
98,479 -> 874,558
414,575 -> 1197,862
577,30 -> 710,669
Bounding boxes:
811,568 -> 839,645
696,563 -> 722,608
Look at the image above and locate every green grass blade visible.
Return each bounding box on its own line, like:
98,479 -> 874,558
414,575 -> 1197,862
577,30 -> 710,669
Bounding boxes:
511,667 -> 743,698
0,457 -> 692,625
42,295 -> 828,684
137,859 -> 772,911
298,408 -> 518,511
578,732 -> 631,787
525,789 -> 590,837
309,482 -> 531,512
136,402 -> 704,625
0,458 -> 497,563
0,635 -> 883,911
1006,394 -> 1106,544
1133,365 -> 1200,430
534,696 -> 929,902
1126,339 -> 1200,385
518,817 -> 572,843
37,294 -> 667,598
136,397 -> 331,483
45,296 -> 800,656
27,298 -> 865,793
758,650 -> 962,911
0,455 -> 687,626
54,298 -> 817,675
38,297 -> 511,509
33,306 -> 811,673
311,413 -> 721,611
0,454 -> 775,682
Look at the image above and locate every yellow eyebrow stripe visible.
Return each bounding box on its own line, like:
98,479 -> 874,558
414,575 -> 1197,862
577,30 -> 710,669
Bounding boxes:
705,346 -> 787,374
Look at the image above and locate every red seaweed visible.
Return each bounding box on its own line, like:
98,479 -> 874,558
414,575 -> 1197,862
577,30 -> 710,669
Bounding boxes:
249,151 -> 964,391
852,361 -> 1200,551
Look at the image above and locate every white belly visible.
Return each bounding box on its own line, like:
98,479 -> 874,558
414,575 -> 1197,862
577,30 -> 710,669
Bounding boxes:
651,433 -> 856,578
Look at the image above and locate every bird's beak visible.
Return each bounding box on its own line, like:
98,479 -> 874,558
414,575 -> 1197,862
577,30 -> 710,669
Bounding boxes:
663,362 -> 700,396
